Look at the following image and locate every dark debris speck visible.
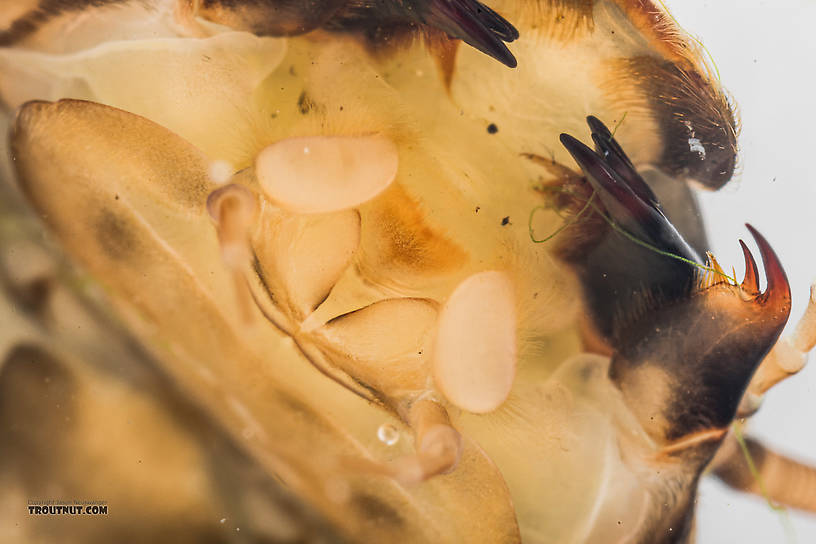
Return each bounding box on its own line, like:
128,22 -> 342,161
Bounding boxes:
487,123 -> 499,134
297,91 -> 316,114
501,216 -> 510,226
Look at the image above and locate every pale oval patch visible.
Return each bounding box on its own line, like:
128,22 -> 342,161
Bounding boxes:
433,271 -> 517,413
256,135 -> 398,214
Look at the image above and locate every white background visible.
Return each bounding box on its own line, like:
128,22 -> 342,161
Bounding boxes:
663,0 -> 816,542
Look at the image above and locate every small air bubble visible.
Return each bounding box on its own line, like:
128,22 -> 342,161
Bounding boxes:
219,518 -> 226,524
303,146 -> 310,154
377,423 -> 399,446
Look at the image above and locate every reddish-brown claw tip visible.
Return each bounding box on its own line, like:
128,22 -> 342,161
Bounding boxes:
738,239 -> 759,295
609,223 -> 794,445
745,224 -> 791,313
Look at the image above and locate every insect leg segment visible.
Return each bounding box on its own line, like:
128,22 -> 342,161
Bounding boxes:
558,117 -> 702,344
405,0 -> 519,67
405,398 -> 463,477
738,281 -> 816,416
194,0 -> 348,36
551,117 -> 798,540
707,282 -> 816,511
353,398 -> 463,484
207,183 -> 259,323
561,117 -> 700,266
202,136 -> 513,485
190,0 -> 518,67
612,218 -> 790,449
559,118 -> 791,454
326,0 -> 519,66
711,433 -> 816,513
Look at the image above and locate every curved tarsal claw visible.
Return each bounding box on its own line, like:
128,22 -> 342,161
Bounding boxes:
420,0 -> 518,68
745,224 -> 791,310
585,115 -> 660,207
556,117 -> 704,343
608,225 -> 791,446
738,239 -> 760,295
559,119 -> 700,264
